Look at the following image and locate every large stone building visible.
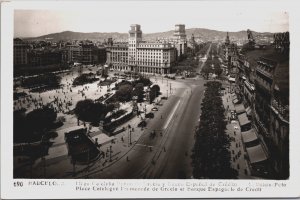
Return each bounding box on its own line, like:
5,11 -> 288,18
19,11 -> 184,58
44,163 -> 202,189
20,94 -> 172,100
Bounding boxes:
233,32 -> 289,179
64,42 -> 106,64
13,38 -> 29,67
106,24 -> 177,74
253,51 -> 289,179
27,49 -> 63,67
106,42 -> 128,71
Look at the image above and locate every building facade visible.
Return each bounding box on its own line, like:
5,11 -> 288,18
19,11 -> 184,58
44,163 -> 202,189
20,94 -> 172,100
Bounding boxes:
106,43 -> 129,71
106,24 -> 177,74
234,32 -> 289,179
64,43 -> 106,64
27,50 -> 63,67
14,38 -> 29,67
253,54 -> 289,179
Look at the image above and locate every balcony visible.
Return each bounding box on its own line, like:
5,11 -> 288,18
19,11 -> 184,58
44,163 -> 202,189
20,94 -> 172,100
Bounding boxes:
255,78 -> 271,93
256,67 -> 273,80
270,100 -> 289,123
253,109 -> 271,138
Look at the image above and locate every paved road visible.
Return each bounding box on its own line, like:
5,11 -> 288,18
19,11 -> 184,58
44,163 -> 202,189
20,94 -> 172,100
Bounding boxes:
80,78 -> 206,179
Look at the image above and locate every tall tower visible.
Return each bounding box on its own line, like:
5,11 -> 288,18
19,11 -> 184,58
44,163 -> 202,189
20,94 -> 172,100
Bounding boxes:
173,24 -> 187,57
128,24 -> 142,70
174,24 -> 186,40
225,32 -> 230,46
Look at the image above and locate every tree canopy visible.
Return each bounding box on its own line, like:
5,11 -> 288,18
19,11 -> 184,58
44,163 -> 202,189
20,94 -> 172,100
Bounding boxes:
192,81 -> 237,179
74,99 -> 113,123
14,106 -> 57,143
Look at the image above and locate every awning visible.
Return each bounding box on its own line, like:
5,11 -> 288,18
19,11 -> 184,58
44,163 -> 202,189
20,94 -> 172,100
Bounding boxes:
246,107 -> 252,116
238,113 -> 251,126
241,129 -> 258,143
235,104 -> 246,114
246,144 -> 268,164
233,99 -> 239,104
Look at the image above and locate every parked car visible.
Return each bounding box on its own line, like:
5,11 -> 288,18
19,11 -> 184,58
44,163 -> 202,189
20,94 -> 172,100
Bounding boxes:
138,120 -> 147,127
151,107 -> 158,111
145,112 -> 154,118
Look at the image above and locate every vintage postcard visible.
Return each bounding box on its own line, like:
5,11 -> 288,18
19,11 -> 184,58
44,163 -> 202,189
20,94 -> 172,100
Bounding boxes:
1,0 -> 300,199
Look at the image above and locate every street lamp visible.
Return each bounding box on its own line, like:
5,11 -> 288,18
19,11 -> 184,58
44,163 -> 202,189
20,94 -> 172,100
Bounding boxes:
109,145 -> 112,162
128,129 -> 132,146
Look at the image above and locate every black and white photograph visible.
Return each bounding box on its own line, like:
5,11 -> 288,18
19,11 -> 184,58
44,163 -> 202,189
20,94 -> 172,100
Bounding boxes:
1,0 -> 300,199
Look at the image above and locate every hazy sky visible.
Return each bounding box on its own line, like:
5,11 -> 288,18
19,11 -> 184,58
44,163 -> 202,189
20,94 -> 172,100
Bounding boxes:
14,1 -> 289,38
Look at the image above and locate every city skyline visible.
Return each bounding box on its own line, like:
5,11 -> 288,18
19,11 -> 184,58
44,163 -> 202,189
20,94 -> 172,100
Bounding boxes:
14,1 -> 289,38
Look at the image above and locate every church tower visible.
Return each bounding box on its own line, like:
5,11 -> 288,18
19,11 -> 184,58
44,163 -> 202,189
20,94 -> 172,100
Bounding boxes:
225,32 -> 230,46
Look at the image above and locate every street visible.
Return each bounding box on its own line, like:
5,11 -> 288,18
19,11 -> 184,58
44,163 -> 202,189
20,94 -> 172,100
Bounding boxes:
75,78 -> 206,179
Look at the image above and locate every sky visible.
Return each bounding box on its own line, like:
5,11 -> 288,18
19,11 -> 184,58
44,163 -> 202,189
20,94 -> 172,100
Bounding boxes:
14,1 -> 289,38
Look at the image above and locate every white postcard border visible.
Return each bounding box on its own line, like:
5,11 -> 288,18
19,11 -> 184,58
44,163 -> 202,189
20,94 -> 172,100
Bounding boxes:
1,1 -> 300,199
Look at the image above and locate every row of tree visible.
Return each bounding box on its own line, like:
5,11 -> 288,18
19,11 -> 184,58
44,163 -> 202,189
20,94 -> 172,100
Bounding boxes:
201,46 -> 223,79
114,83 -> 160,103
192,81 -> 237,178
21,73 -> 61,89
72,73 -> 99,86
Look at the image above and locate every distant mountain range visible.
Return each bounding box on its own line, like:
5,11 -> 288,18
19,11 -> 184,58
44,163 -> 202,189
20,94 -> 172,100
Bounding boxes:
22,28 -> 274,42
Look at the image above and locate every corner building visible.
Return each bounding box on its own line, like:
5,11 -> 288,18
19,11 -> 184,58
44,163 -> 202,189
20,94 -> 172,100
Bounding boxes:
107,24 -> 177,74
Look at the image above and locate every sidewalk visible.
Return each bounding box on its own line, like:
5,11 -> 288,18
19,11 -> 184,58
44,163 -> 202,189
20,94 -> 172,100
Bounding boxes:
222,87 -> 253,179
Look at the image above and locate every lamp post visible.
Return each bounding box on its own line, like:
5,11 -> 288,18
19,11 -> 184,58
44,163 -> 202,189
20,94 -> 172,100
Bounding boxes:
42,157 -> 46,177
128,129 -> 132,146
109,145 -> 112,162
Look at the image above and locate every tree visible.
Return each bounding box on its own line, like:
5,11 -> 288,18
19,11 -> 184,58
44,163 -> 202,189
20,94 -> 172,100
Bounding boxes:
26,106 -> 57,133
22,73 -> 61,89
201,65 -> 211,79
13,107 -> 57,143
74,99 -> 95,122
192,81 -> 237,179
149,85 -> 160,103
215,65 -> 223,77
14,109 -> 28,143
132,83 -> 144,102
116,84 -> 133,102
73,73 -> 99,86
74,99 -> 110,124
133,77 -> 152,87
